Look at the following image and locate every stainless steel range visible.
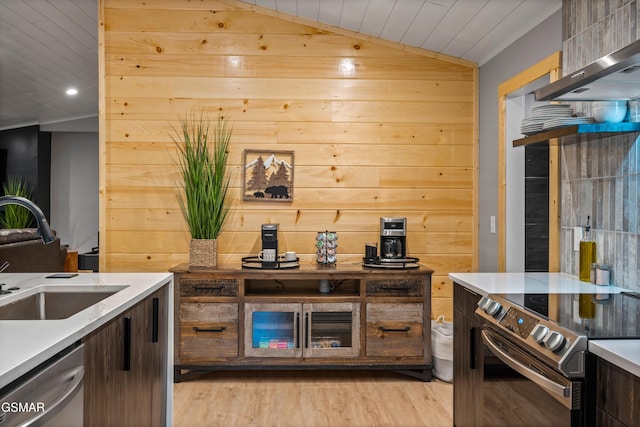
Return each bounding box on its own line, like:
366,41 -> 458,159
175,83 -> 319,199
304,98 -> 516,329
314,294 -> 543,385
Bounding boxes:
477,294 -> 588,378
474,291 -> 640,427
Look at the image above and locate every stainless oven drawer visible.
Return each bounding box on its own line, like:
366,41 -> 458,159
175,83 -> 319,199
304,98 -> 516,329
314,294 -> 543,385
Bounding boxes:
482,329 -> 580,410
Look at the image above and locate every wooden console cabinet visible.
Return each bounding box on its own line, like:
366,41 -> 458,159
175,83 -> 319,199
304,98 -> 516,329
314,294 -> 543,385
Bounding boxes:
170,263 -> 433,382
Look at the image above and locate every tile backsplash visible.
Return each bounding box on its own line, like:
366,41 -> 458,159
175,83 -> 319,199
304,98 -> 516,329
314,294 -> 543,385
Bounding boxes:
560,136 -> 639,287
560,0 -> 640,290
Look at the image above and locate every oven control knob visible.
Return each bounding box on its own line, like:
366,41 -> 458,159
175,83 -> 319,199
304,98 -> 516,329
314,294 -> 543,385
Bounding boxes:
530,324 -> 549,344
485,301 -> 503,317
543,331 -> 566,352
477,296 -> 492,311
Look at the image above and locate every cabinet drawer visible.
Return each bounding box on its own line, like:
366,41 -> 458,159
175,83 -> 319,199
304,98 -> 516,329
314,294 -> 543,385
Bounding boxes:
366,279 -> 424,297
366,303 -> 423,357
179,278 -> 238,297
179,303 -> 238,361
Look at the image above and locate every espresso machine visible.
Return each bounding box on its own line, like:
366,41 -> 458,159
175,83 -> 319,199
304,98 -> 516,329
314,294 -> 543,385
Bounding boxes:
380,217 -> 406,260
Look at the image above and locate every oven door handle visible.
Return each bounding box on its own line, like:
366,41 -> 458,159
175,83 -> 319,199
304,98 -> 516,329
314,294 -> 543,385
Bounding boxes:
481,330 -> 572,404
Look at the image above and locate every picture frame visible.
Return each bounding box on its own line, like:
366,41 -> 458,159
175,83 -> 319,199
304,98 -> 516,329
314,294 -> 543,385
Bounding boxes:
243,149 -> 294,201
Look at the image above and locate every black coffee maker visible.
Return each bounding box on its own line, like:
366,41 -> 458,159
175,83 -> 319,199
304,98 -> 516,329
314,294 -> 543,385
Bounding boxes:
380,217 -> 406,260
261,224 -> 278,268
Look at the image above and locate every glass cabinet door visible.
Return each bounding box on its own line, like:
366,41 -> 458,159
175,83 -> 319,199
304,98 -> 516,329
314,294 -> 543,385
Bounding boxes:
304,303 -> 360,357
244,302 -> 360,358
244,303 -> 302,357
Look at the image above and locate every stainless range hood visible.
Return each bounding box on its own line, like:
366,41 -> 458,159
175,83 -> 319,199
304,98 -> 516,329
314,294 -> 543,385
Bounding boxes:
534,38 -> 640,101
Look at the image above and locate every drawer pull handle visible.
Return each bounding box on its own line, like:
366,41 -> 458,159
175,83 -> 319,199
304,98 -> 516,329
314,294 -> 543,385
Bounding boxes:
470,327 -> 477,370
123,317 -> 131,371
192,285 -> 224,292
378,285 -> 411,291
305,313 -> 310,348
296,313 -> 301,349
152,297 -> 159,343
378,326 -> 411,332
193,326 -> 227,333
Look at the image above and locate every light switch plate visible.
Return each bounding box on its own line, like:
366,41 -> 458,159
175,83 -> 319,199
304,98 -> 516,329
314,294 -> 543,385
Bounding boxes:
573,227 -> 582,251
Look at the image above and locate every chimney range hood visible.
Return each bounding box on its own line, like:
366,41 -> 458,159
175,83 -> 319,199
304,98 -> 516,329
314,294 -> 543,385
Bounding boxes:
534,38 -> 640,101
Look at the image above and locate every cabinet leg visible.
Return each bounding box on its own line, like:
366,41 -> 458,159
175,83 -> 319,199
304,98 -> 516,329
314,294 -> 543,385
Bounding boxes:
174,366 -> 214,383
174,367 -> 183,383
392,368 -> 432,382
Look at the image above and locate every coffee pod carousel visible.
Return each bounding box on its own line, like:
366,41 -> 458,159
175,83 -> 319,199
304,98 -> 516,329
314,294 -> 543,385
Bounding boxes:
316,231 -> 338,265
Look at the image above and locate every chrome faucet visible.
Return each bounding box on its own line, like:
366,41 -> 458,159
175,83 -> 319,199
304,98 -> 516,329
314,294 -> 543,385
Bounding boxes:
0,196 -> 55,244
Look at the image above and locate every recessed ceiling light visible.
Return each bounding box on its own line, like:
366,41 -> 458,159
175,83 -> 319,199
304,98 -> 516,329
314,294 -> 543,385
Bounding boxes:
66,88 -> 78,96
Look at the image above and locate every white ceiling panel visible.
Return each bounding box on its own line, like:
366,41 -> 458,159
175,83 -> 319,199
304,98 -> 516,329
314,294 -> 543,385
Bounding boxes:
255,0 -> 278,10
420,0 -> 488,53
274,0 -> 297,15
358,0 -> 397,38
296,0 -> 321,21
379,1 -> 426,42
0,0 -> 561,130
317,0 -> 344,27
466,0 -> 560,64
399,2 -> 449,47
432,0 -> 520,59
338,0 -> 370,32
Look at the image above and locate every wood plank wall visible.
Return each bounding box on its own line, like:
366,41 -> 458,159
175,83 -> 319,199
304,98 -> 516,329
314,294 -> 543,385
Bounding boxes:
100,0 -> 478,319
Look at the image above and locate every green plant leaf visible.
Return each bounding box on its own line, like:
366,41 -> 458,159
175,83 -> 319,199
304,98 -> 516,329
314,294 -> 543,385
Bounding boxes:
1,176 -> 35,229
171,110 -> 232,240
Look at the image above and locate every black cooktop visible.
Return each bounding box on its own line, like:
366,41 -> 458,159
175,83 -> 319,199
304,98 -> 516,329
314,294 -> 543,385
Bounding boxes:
501,291 -> 640,339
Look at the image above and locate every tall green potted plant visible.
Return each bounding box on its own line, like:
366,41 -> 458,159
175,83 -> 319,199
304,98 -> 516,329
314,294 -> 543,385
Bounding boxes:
172,111 -> 232,268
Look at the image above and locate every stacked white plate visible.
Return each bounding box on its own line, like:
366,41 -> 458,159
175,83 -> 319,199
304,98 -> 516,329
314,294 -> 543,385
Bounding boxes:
520,118 -> 545,135
542,116 -> 594,130
520,104 -> 573,135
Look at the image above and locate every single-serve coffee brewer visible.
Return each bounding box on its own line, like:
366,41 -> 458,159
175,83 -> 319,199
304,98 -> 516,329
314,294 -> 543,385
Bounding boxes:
261,224 -> 278,268
380,217 -> 406,260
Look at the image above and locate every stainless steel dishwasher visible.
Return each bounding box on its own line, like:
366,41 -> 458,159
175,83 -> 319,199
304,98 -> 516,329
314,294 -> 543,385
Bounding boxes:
0,343 -> 84,427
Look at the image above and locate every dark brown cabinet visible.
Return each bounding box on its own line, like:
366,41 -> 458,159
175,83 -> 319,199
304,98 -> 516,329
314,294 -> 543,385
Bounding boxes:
593,355 -> 640,427
453,282 -> 483,427
83,285 -> 169,427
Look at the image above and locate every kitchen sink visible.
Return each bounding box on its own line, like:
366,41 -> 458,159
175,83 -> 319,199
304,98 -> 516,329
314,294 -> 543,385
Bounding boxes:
0,290 -> 120,320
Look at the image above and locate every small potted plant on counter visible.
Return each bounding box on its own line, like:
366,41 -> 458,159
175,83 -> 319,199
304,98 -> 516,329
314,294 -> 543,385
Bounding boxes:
172,110 -> 232,268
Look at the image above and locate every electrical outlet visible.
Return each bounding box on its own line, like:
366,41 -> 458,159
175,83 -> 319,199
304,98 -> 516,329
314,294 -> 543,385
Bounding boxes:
490,216 -> 496,234
573,227 -> 582,251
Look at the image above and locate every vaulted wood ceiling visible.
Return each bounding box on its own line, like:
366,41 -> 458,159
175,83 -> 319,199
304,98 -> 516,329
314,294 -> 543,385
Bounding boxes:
0,0 -> 560,130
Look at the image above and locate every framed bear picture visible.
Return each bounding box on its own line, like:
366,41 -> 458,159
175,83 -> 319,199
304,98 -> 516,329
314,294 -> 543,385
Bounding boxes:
243,149 -> 294,202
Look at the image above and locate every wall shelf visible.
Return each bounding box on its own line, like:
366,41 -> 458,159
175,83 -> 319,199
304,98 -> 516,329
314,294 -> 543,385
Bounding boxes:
513,122 -> 640,147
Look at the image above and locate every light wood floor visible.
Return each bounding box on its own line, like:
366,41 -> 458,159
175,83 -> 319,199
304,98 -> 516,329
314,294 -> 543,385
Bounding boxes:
173,370 -> 453,427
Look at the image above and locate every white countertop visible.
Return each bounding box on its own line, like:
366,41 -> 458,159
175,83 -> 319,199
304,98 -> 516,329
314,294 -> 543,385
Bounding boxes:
449,272 -> 640,379
448,271 -> 627,296
0,272 -> 173,389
